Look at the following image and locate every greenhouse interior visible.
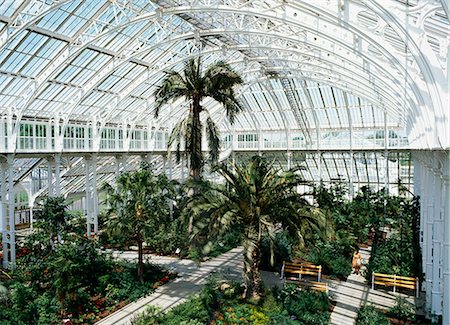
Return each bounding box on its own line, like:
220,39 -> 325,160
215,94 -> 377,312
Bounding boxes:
0,0 -> 449,324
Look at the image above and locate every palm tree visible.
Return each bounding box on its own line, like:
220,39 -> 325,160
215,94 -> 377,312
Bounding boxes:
103,168 -> 176,282
153,57 -> 243,181
187,156 -> 327,301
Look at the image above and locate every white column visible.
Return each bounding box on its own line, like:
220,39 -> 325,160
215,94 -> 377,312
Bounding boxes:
425,165 -> 434,314
0,119 -> 4,152
287,151 -> 292,170
431,162 -> 443,317
181,154 -> 186,181
442,156 -> 450,325
7,155 -> 15,267
168,156 -> 173,220
54,154 -> 61,196
349,151 -> 354,199
1,159 -> 7,268
92,155 -> 98,235
47,157 -> 54,197
85,157 -> 91,237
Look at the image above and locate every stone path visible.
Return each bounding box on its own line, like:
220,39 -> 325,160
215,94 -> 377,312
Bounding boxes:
96,247 -> 243,325
96,245 -> 418,325
329,246 -> 416,325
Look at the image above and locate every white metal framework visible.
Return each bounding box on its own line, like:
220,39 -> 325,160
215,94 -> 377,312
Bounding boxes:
0,0 -> 448,322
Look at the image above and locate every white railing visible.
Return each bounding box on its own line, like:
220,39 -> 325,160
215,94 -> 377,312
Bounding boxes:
2,120 -> 410,154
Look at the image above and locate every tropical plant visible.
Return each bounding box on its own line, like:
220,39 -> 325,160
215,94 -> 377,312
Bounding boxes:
187,156 -> 326,300
37,196 -> 68,249
153,57 -> 243,181
102,168 -> 176,281
356,304 -> 390,325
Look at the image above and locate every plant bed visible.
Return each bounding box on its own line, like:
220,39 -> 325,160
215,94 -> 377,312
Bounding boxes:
0,242 -> 176,325
132,279 -> 331,325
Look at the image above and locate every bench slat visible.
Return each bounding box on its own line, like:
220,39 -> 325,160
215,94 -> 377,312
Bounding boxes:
373,273 -> 416,281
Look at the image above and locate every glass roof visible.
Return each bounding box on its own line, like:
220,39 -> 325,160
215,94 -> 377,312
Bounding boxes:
0,0 -> 448,201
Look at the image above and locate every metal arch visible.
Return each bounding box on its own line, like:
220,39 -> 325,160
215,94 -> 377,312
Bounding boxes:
50,42 -> 409,144
364,0 -> 448,148
286,1 -> 427,119
102,46 -> 415,126
0,0 -> 73,50
14,3 -> 419,112
441,0 -> 450,20
8,6 -> 422,138
3,2 -> 430,142
66,33 -> 418,125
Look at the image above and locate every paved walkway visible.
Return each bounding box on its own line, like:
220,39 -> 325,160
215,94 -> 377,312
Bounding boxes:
329,246 -> 416,325
96,247 -> 243,325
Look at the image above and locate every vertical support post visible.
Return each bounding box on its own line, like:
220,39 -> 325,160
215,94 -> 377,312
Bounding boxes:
384,110 -> 389,193
85,156 -> 91,237
0,118 -> 4,152
287,151 -> 292,170
47,157 -> 53,197
181,154 -> 185,182
54,154 -> 61,197
1,158 -> 8,268
168,155 -> 173,220
92,155 -> 98,235
29,206 -> 33,230
7,154 -> 15,267
348,106 -> 354,199
441,155 -> 450,325
431,157 -> 443,317
371,273 -> 375,290
393,274 -> 396,293
426,165 -> 434,314
416,278 -> 419,298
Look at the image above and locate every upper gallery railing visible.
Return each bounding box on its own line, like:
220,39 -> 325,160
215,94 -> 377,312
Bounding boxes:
0,119 -> 409,154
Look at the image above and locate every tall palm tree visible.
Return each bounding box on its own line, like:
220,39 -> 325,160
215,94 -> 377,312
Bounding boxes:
187,156 -> 327,301
103,168 -> 176,282
153,57 -> 243,181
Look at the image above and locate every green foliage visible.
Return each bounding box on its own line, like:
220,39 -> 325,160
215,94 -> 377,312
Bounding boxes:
1,196 -> 173,325
278,283 -> 331,325
260,231 -> 292,272
367,195 -> 422,279
188,156 -> 326,299
102,167 -> 176,280
387,296 -> 416,321
153,57 -> 243,174
356,304 -> 390,325
132,278 -> 330,324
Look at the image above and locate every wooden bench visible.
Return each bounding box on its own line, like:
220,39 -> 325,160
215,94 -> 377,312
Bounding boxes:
286,279 -> 329,294
281,261 -> 322,282
371,272 -> 419,297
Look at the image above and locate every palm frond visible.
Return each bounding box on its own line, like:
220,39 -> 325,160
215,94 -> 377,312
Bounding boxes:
153,70 -> 188,118
205,116 -> 220,164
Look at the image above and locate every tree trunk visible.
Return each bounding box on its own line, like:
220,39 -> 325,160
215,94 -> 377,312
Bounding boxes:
243,236 -> 262,302
137,239 -> 144,282
188,100 -> 202,234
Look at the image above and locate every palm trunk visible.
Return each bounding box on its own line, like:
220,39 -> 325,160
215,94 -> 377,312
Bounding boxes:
137,239 -> 144,282
188,100 -> 202,234
243,235 -> 262,302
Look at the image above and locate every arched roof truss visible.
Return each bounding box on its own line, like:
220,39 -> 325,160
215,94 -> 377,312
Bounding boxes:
0,0 -> 447,152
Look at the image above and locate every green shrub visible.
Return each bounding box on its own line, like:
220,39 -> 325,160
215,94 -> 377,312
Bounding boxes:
356,304 -> 389,325
278,283 -> 331,325
260,231 -> 292,272
387,296 -> 416,321
307,241 -> 352,279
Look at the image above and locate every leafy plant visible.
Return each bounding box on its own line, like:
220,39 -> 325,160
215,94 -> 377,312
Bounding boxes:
188,156 -> 327,300
102,168 -> 176,281
387,296 -> 416,321
356,304 -> 390,325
